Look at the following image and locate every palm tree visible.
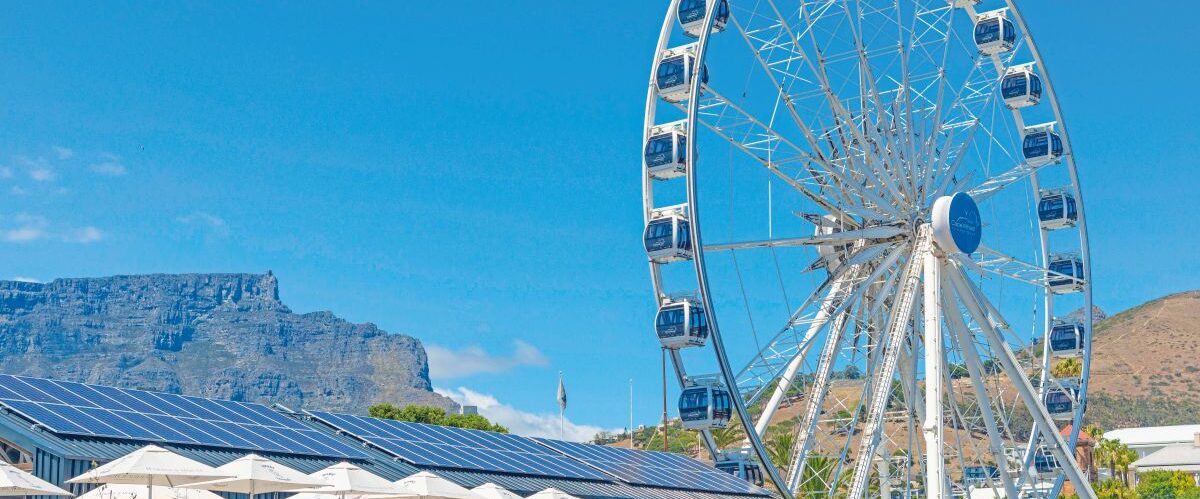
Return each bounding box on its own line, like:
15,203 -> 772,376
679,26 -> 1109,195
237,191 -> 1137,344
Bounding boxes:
766,432 -> 796,471
796,455 -> 840,497
1084,423 -> 1105,441
1095,438 -> 1121,481
1116,445 -> 1139,487
1052,358 -> 1083,378
711,423 -> 744,450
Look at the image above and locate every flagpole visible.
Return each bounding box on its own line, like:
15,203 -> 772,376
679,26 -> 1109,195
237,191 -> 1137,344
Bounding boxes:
629,378 -> 634,448
558,371 -> 565,440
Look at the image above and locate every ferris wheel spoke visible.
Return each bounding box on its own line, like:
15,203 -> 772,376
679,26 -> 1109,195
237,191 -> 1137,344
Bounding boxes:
784,306 -> 853,490
705,223 -> 905,251
942,274 -> 1023,498
945,267 -> 1096,497
679,86 -> 895,221
959,245 -> 1086,290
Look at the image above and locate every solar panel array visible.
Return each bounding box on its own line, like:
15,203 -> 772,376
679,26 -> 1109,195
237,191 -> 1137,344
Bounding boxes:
535,438 -> 764,495
307,411 -> 610,481
0,375 -> 368,459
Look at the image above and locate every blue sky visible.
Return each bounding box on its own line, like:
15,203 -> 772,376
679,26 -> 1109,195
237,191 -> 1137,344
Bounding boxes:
1,2 -> 1196,439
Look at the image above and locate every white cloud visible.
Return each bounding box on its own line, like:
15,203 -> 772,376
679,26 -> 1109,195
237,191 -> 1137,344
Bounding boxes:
0,214 -> 102,244
67,226 -> 103,243
176,211 -> 230,237
53,146 -> 74,160
427,339 -> 549,380
29,168 -> 56,182
90,161 -> 127,176
10,276 -> 41,283
435,386 -> 619,442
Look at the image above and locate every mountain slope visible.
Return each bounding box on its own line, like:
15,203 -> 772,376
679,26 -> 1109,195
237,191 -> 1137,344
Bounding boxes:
1085,290 -> 1200,428
0,272 -> 454,413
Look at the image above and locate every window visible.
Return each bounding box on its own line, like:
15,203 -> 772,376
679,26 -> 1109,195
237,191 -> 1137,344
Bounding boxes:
1039,195 -> 1063,220
645,135 -> 674,167
1065,196 -> 1077,218
974,19 -> 1000,43
1002,20 -> 1017,43
677,0 -> 705,24
1002,74 -> 1027,98
680,388 -> 709,411
1030,75 -> 1043,97
677,136 -> 687,164
657,56 -> 686,90
677,221 -> 692,250
657,307 -> 685,333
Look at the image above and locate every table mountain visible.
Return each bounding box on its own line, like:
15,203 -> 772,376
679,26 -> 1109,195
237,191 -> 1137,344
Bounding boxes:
0,272 -> 454,413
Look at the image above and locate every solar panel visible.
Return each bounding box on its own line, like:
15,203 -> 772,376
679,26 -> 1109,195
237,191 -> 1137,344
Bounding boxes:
535,438 -> 764,495
307,411 -> 610,481
0,375 -> 368,459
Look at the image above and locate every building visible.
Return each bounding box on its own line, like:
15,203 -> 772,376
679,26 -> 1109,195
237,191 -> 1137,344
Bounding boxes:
458,406 -> 479,416
0,375 -> 768,499
1131,433 -> 1200,484
1106,425 -> 1200,459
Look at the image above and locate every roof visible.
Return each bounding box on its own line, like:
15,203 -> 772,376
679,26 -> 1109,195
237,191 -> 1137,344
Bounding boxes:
1133,443 -> 1200,472
0,380 -> 768,499
1060,424 -> 1095,444
1106,425 -> 1200,447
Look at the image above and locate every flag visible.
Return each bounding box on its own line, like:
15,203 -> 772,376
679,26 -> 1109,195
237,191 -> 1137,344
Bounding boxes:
557,371 -> 567,411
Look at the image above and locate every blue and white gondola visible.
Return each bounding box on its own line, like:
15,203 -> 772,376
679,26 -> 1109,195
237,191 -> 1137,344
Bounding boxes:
1049,319 -> 1086,358
656,45 -> 708,103
715,450 -> 764,487
1001,66 -> 1043,109
644,205 -> 692,263
1022,126 -> 1064,167
1033,446 -> 1060,477
655,299 -> 708,349
679,378 -> 732,430
1043,383 -> 1079,420
1037,189 -> 1078,230
677,0 -> 729,38
974,11 -> 1017,55
644,121 -> 689,180
1047,253 -> 1084,294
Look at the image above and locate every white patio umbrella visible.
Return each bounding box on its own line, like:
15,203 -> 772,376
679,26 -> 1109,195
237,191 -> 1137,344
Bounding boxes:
67,445 -> 232,499
180,454 -> 329,499
0,461 -> 72,496
285,462 -> 408,498
525,488 -> 578,499
469,483 -> 522,499
393,472 -> 476,499
79,484 -> 223,499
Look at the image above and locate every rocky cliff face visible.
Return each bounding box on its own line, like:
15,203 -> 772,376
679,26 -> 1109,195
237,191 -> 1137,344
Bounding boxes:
0,272 -> 454,413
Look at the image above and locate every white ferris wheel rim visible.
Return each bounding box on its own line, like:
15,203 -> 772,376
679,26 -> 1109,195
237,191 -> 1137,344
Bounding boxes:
641,1 -> 1095,498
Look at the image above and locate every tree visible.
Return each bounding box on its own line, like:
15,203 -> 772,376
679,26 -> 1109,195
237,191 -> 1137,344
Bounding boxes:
1095,478 -> 1137,499
1095,438 -> 1125,482
766,432 -> 795,471
711,424 -> 743,450
1053,358 -> 1083,378
1137,470 -> 1200,498
368,403 -> 508,433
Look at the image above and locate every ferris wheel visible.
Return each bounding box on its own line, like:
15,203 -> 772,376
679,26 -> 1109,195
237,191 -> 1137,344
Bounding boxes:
640,0 -> 1095,498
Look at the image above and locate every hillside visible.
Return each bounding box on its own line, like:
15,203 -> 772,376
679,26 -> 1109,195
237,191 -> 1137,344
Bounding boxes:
1085,290 -> 1200,428
0,272 -> 454,413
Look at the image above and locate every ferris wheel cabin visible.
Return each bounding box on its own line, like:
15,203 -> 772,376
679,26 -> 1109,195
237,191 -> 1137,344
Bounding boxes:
678,0 -> 729,38
1038,189 -> 1078,230
1022,126 -> 1065,167
656,45 -> 708,103
645,121 -> 689,180
1047,253 -> 1085,294
974,11 -> 1016,55
1049,319 -> 1086,358
715,450 -> 764,487
1033,447 -> 1061,477
1043,384 -> 1079,420
1002,66 -> 1043,109
678,378 -> 732,430
655,299 -> 709,349
645,205 -> 693,263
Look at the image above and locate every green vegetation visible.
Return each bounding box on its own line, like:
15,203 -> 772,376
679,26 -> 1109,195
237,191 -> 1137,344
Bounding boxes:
1087,393 -> 1200,429
367,403 -> 508,433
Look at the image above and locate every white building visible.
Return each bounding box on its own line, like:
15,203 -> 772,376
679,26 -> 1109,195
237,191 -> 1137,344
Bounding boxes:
1131,433 -> 1200,483
1106,425 -> 1200,459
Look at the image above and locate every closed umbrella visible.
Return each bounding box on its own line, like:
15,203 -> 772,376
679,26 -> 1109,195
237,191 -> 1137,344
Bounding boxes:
181,454 -> 329,499
79,484 -> 222,499
469,483 -> 521,499
286,462 -> 408,498
67,445 -> 232,499
0,461 -> 72,496
393,472 -> 476,499
526,488 -> 578,499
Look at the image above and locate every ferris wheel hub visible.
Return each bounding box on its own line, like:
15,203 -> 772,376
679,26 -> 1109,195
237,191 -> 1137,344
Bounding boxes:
930,192 -> 982,255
